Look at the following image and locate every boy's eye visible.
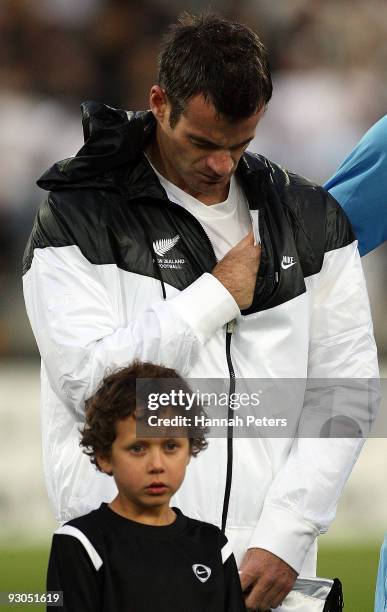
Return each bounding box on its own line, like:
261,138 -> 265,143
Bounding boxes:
164,441 -> 179,451
130,444 -> 146,453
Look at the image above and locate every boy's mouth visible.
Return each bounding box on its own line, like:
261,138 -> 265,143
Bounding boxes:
146,482 -> 168,495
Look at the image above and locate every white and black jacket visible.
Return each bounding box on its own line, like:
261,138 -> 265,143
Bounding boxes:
23,102 -> 379,575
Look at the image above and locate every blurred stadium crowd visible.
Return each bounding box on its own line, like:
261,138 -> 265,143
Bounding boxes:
1,0 -> 386,356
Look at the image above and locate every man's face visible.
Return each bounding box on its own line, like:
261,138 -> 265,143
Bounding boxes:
151,91 -> 264,203
98,414 -> 190,514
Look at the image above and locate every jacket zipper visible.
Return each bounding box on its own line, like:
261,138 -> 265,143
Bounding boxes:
262,206 -> 280,289
168,201 -> 237,532
221,318 -> 236,533
167,199 -> 235,532
146,195 -> 249,532
165,201 -> 239,532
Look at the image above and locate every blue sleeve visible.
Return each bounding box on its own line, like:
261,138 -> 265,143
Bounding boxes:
324,115 -> 387,256
374,534 -> 387,612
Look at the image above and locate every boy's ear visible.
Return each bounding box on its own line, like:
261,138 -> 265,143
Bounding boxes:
96,454 -> 113,476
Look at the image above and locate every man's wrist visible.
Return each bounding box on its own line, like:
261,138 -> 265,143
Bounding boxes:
169,273 -> 240,343
249,504 -> 319,574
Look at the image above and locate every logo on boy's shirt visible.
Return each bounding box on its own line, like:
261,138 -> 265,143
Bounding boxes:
192,564 -> 212,583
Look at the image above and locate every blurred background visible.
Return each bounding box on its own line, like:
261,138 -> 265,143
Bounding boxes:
0,0 -> 386,609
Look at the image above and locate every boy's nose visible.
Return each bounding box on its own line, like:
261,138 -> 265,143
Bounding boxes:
149,464 -> 164,474
148,449 -> 165,472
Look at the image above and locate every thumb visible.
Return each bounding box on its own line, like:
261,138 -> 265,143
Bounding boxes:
234,231 -> 255,250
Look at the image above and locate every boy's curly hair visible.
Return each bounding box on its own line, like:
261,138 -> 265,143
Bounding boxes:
80,361 -> 208,471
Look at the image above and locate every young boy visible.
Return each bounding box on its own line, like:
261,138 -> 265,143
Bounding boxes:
47,361 -> 246,611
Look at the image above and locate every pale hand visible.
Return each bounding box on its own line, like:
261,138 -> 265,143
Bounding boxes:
239,548 -> 298,611
212,231 -> 261,310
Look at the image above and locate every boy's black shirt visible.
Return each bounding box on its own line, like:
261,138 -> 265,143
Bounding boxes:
47,503 -> 246,611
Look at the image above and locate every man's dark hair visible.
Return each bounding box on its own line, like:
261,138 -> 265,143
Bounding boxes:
80,361 -> 208,472
158,12 -> 273,127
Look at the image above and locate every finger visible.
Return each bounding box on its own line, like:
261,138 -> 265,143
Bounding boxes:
270,581 -> 295,609
239,569 -> 256,593
244,578 -> 271,610
254,582 -> 288,611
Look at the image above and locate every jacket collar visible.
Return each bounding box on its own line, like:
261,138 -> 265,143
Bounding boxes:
37,101 -> 270,209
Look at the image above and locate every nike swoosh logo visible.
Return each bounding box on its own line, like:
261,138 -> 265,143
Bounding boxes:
281,261 -> 297,269
192,564 -> 212,582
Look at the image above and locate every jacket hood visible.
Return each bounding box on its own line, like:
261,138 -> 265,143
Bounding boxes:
37,100 -> 270,194
37,101 -> 156,191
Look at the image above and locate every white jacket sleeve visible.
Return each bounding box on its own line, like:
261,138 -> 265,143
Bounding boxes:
249,239 -> 380,573
23,244 -> 238,418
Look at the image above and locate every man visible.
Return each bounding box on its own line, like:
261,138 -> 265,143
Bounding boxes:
325,114 -> 387,256
23,14 -> 378,611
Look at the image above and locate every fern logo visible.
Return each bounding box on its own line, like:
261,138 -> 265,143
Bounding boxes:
153,235 -> 180,257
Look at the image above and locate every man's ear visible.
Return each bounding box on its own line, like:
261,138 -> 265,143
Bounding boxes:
149,85 -> 168,123
96,454 -> 113,476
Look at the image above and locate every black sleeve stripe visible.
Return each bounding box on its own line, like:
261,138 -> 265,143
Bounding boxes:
55,525 -> 103,570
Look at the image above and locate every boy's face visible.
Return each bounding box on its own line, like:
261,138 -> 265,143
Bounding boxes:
98,414 -> 191,514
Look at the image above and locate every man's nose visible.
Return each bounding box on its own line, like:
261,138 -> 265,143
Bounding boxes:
206,152 -> 234,177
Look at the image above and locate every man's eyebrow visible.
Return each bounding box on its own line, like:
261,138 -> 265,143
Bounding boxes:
188,134 -> 254,149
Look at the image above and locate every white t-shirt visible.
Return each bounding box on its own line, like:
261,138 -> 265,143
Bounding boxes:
148,161 -> 252,261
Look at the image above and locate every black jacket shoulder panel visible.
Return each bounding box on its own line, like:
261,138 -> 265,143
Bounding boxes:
22,187 -> 160,278
323,190 -> 356,253
22,181 -> 215,292
23,194 -> 73,274
244,154 -> 356,279
270,162 -> 355,252
23,189 -> 114,274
